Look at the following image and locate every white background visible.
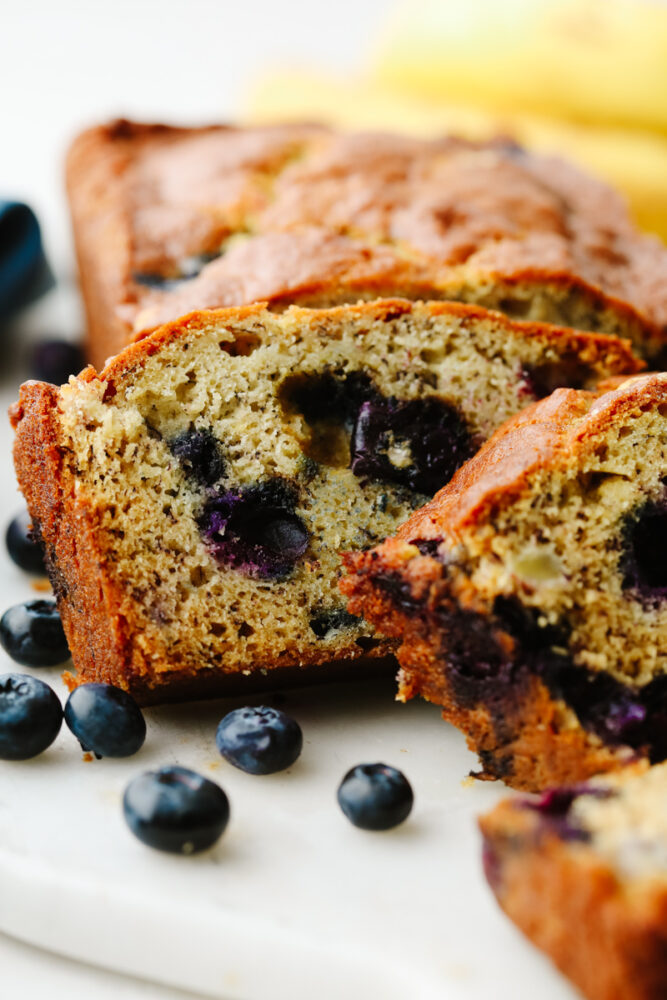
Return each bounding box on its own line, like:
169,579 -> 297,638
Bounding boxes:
1,0 -> 392,273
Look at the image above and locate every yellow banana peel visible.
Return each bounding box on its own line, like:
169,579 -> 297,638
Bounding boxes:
374,0 -> 667,134
245,71 -> 667,241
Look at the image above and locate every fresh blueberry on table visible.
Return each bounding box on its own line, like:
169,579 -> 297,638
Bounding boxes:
0,600 -> 70,667
64,683 -> 146,758
30,339 -> 86,385
216,705 -> 303,774
0,673 -> 62,760
5,510 -> 46,574
337,763 -> 414,830
123,765 -> 230,854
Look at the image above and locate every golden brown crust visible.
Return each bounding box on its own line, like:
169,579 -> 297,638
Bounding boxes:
66,119 -> 667,367
480,800 -> 667,1000
11,381 -> 135,689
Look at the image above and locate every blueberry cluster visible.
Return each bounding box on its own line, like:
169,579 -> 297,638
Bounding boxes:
1,512 -> 414,855
285,369 -> 473,496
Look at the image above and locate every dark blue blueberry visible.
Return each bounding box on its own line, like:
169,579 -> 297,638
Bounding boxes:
132,272 -> 181,291
123,766 -> 230,854
283,370 -> 471,495
170,428 -> 224,486
309,607 -> 360,639
622,500 -> 667,598
30,340 -> 86,385
0,673 -> 62,760
337,763 -> 413,830
132,252 -> 221,291
0,600 -> 70,667
216,706 -> 302,775
200,479 -> 309,579
5,511 -> 46,574
64,683 -> 146,758
351,396 -> 472,495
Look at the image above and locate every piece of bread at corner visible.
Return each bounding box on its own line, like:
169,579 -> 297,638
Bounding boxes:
480,761 -> 667,1000
10,299 -> 638,704
341,373 -> 667,791
67,119 -> 667,368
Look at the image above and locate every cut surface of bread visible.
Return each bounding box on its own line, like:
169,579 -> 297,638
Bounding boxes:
480,762 -> 667,1000
67,119 -> 667,366
10,299 -> 638,704
341,374 -> 667,790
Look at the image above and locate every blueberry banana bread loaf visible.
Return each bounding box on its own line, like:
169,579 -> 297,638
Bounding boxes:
67,119 -> 667,367
10,299 -> 638,704
341,373 -> 667,790
480,762 -> 667,1000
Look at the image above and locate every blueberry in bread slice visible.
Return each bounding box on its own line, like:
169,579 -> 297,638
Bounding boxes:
11,299 -> 639,704
480,762 -> 667,1000
341,373 -> 667,790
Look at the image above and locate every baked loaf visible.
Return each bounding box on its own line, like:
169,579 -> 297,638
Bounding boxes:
341,373 -> 667,791
10,299 -> 637,704
480,762 -> 667,1000
67,119 -> 667,367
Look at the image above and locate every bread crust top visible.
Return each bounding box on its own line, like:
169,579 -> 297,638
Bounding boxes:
67,119 -> 667,363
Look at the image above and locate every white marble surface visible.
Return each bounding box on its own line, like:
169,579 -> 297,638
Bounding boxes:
0,3 -> 577,997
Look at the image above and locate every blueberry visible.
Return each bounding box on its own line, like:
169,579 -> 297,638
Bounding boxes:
337,763 -> 413,830
132,272 -> 180,291
216,706 -> 302,775
351,397 -> 472,496
5,511 -> 46,574
0,673 -> 62,760
170,428 -> 224,486
309,607 -> 360,639
132,253 -> 220,291
200,479 -> 309,579
30,340 -> 86,385
0,600 -> 70,667
123,766 -> 230,854
64,683 -> 146,758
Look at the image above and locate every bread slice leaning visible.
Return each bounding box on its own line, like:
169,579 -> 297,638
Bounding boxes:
342,373 -> 667,790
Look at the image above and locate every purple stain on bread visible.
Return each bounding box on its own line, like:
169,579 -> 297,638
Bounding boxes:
200,479 -> 309,579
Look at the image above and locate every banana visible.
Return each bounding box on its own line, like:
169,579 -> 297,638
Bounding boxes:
374,0 -> 667,133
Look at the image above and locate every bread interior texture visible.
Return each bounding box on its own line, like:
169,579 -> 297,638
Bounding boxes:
449,397 -> 667,688
54,302 -> 635,682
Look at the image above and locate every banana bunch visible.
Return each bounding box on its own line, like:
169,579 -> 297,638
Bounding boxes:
245,0 -> 667,242
376,0 -> 667,133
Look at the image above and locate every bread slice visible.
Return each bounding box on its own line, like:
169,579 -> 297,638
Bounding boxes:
10,299 -> 638,704
67,119 -> 667,367
341,373 -> 667,790
480,761 -> 667,1000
